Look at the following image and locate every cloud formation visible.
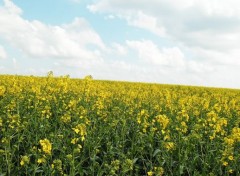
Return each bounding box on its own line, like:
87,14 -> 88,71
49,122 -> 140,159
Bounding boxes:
0,45 -> 7,59
87,0 -> 240,88
126,40 -> 185,67
0,0 -> 104,63
88,0 -> 240,52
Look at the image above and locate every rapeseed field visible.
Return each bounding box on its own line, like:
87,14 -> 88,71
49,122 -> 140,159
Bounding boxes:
0,74 -> 239,175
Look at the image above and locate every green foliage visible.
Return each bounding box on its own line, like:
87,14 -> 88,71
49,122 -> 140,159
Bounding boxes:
0,74 -> 239,175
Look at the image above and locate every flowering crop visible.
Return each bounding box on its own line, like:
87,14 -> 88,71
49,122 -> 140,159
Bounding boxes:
0,74 -> 239,175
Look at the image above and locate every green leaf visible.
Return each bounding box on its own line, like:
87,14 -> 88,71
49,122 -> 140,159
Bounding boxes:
153,149 -> 161,157
133,158 -> 138,164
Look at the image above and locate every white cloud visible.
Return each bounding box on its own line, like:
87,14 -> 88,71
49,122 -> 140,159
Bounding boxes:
189,47 -> 240,66
187,60 -> 214,73
86,0 -> 240,88
126,40 -> 185,67
88,4 -> 166,37
0,45 -> 7,59
12,58 -> 18,68
3,0 -> 22,15
0,0 -> 105,64
88,0 -> 240,53
126,11 -> 166,37
88,0 -> 240,50
110,43 -> 128,56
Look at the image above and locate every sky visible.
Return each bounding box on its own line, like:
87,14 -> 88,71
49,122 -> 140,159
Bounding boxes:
0,0 -> 240,88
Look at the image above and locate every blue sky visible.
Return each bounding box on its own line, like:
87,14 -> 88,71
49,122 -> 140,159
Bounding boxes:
0,0 -> 240,88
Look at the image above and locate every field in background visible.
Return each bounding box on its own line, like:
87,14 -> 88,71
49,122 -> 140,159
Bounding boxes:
0,74 -> 239,175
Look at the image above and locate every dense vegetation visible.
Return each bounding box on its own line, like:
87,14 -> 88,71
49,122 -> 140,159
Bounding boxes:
0,74 -> 239,175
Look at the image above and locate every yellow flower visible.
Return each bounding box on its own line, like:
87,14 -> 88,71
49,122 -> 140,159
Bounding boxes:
71,138 -> 79,144
180,121 -> 188,133
72,124 -> 87,141
164,142 -> 175,151
37,157 -> 46,164
147,171 -> 154,176
228,155 -> 234,161
20,160 -> 24,166
0,86 -> 6,96
232,127 -> 240,141
20,155 -> 30,166
52,159 -> 62,172
209,134 -> 215,140
222,161 -> 228,166
155,114 -> 170,129
164,134 -> 170,141
224,137 -> 234,146
39,138 -> 52,155
60,114 -> 71,123
154,167 -> 164,176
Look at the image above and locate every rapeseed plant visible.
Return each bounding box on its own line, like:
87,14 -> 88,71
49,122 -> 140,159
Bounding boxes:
0,74 -> 239,175
39,139 -> 52,155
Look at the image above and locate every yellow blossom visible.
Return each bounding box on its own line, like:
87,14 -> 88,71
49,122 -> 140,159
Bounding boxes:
222,161 -> 228,166
71,138 -> 79,144
147,171 -> 154,176
164,142 -> 175,151
72,124 -> 87,141
0,86 -> 6,96
20,155 -> 30,166
37,157 -> 46,164
228,156 -> 234,161
155,114 -> 169,129
39,138 -> 52,155
154,167 -> 164,176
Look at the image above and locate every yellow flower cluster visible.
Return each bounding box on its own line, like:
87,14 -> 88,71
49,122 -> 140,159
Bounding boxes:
155,114 -> 169,130
0,74 -> 240,175
164,142 -> 175,151
39,138 -> 52,155
0,86 -> 6,96
72,124 -> 87,141
147,167 -> 164,176
221,127 -> 240,167
206,111 -> 228,140
20,155 -> 30,166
